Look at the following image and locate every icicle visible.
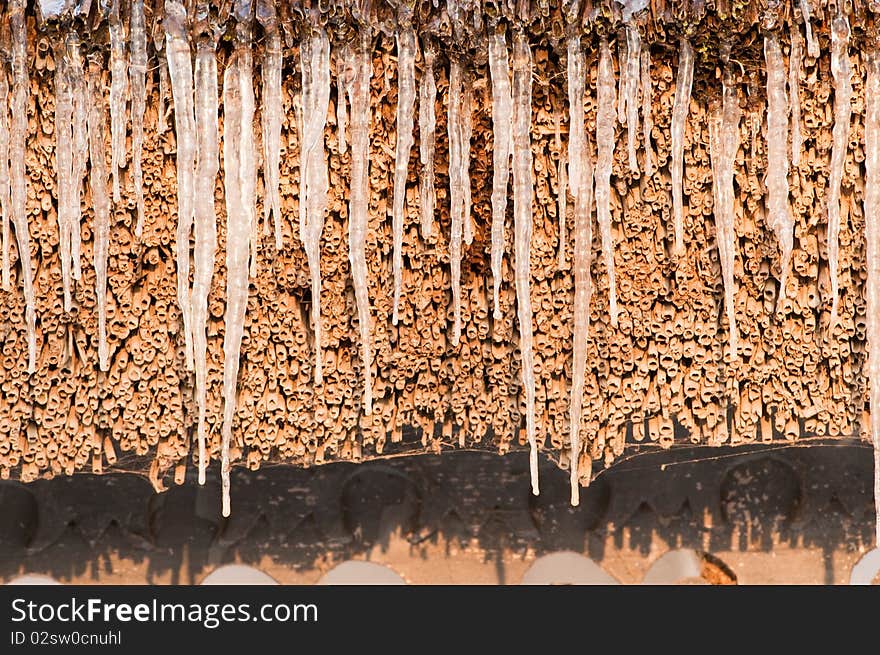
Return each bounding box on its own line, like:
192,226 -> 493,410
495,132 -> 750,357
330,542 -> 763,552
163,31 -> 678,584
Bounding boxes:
640,47 -> 654,177
764,33 -> 793,308
512,30 -> 538,496
708,63 -> 740,362
567,33 -> 594,507
596,38 -> 618,327
54,37 -> 75,312
165,0 -> 196,371
863,47 -> 880,547
418,40 -> 436,239
0,57 -> 8,291
392,23 -> 416,325
555,116 -> 567,270
489,29 -> 512,319
448,58 -> 466,346
299,28 -> 330,386
347,31 -> 374,414
670,37 -> 694,256
799,0 -> 820,59
9,0 -> 35,373
109,0 -> 128,203
257,0 -> 283,251
157,55 -> 170,135
70,41 -> 86,284
828,13 -> 851,329
616,37 -> 627,126
624,23 -> 641,173
461,75 -> 473,248
87,55 -> 111,372
238,28 -> 258,280
336,46 -> 349,155
193,38 -> 218,485
131,0 -> 147,237
789,24 -> 803,168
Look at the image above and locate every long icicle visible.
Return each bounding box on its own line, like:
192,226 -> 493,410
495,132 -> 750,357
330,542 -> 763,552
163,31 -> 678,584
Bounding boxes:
863,47 -> 880,547
193,33 -> 218,485
300,27 -> 330,386
165,0 -> 196,371
348,30 -> 373,414
418,39 -> 436,239
108,0 -> 128,203
0,54 -> 8,291
789,24 -> 803,168
596,37 -> 618,327
640,46 -> 654,177
391,19 -> 416,325
624,23 -> 641,173
670,37 -> 694,256
239,23 -> 258,280
9,0 -> 35,373
828,12 -> 851,329
567,33 -> 594,506
489,28 -> 512,319
555,116 -> 567,270
70,34 -> 86,285
512,30 -> 538,496
764,33 -> 793,309
257,0 -> 283,250
448,57 -> 465,346
131,0 -> 147,237
336,45 -> 349,156
86,55 -> 111,372
54,36 -> 75,312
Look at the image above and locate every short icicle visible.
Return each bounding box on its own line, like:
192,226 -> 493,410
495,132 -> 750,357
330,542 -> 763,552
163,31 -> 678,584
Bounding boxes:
9,0 -> 35,373
863,47 -> 880,546
512,30 -> 538,496
391,18 -> 416,325
567,32 -> 594,506
86,55 -> 112,372
595,37 -> 618,326
131,0 -> 148,237
488,27 -> 512,319
299,27 -> 330,386
164,0 -> 196,371
764,33 -> 793,308
108,0 -> 128,203
193,28 -> 219,486
418,39 -> 436,239
799,0 -> 820,59
347,30 -> 374,414
670,37 -> 694,256
828,12 -> 852,329
257,0 -> 283,251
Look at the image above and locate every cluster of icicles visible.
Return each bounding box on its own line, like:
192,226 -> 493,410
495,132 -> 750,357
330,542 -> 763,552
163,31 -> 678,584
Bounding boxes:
0,1 -> 876,534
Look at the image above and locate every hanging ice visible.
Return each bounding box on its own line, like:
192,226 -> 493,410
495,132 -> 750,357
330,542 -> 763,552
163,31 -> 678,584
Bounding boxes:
9,0 -> 35,373
157,54 -> 170,135
512,31 -> 538,496
347,32 -> 374,415
193,38 -> 219,485
336,46 -> 349,156
70,37 -> 86,286
299,28 -> 330,385
567,33 -> 594,506
448,58 -> 467,346
257,0 -> 283,251
555,117 -> 567,270
764,33 -> 793,308
828,13 -> 851,329
392,22 -> 416,325
789,25 -> 803,168
640,47 -> 654,177
109,0 -> 128,203
624,23 -> 641,173
0,58 -> 8,291
461,76 -> 473,248
131,0 -> 147,237
165,0 -> 196,371
54,36 -> 75,312
708,63 -> 740,362
800,0 -> 820,59
489,28 -> 512,319
239,30 -> 258,279
87,56 -> 111,372
596,38 -> 618,327
418,39 -> 436,239
670,37 -> 694,256
863,47 -> 880,546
